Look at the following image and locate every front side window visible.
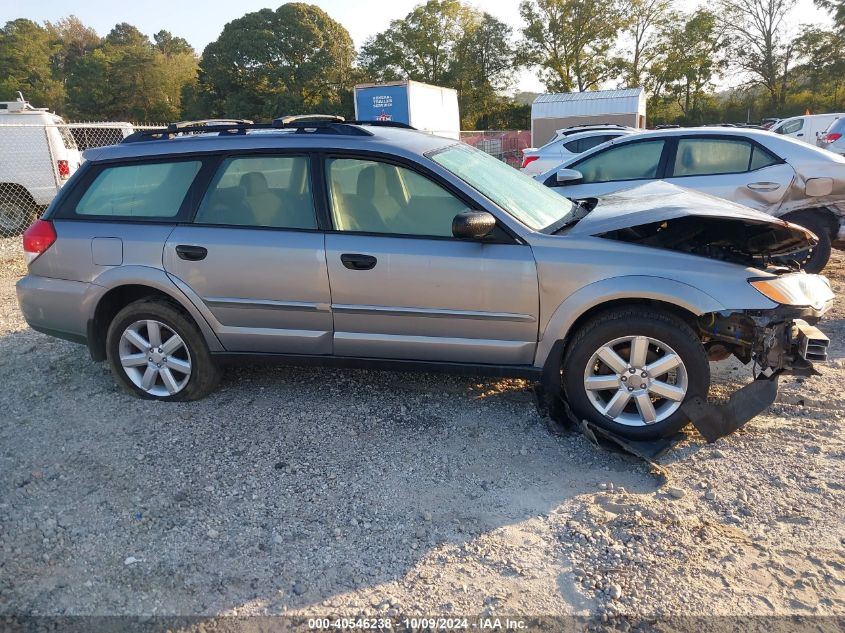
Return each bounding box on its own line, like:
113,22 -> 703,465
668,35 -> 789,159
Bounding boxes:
573,140 -> 665,183
327,158 -> 467,237
76,160 -> 201,217
194,155 -> 317,229
776,119 -> 803,135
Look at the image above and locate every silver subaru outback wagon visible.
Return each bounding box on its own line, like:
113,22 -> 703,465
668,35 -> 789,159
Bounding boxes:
16,117 -> 835,440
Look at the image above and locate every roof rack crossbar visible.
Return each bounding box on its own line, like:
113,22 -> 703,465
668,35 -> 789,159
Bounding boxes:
120,116 -> 418,144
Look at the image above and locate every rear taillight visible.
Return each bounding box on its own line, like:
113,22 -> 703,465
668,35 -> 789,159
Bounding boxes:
822,133 -> 842,143
57,159 -> 70,178
23,220 -> 57,264
521,155 -> 539,169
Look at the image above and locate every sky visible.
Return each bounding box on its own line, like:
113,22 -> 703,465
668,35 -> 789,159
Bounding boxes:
1,0 -> 830,93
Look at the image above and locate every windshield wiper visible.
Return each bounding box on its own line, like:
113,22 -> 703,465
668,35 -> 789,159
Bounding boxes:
550,198 -> 598,234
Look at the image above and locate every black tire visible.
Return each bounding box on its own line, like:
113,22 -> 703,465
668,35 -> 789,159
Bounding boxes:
106,298 -> 221,401
780,212 -> 832,274
0,186 -> 36,235
561,307 -> 710,440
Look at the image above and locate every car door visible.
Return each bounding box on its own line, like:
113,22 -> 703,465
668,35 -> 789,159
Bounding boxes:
321,155 -> 539,365
548,138 -> 668,199
663,136 -> 794,211
163,153 -> 332,354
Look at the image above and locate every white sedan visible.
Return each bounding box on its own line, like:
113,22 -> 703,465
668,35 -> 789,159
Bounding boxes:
520,126 -> 637,176
536,127 -> 845,272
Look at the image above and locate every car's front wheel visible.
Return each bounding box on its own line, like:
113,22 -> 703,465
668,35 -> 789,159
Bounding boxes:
562,307 -> 710,440
106,298 -> 221,401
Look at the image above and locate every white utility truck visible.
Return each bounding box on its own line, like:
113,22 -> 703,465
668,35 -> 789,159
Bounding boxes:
0,94 -> 82,234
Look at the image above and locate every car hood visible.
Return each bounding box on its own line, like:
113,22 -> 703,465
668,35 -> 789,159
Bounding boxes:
567,181 -> 816,257
565,181 -> 816,263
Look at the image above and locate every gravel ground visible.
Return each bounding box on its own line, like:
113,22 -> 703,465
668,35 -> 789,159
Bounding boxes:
1,237 -> 844,625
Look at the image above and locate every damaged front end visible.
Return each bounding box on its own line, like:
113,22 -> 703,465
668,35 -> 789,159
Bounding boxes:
684,303 -> 832,441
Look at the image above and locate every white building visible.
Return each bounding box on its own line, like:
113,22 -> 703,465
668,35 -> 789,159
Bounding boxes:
531,88 -> 647,146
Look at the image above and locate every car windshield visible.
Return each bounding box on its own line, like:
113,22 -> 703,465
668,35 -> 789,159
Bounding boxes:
429,143 -> 576,231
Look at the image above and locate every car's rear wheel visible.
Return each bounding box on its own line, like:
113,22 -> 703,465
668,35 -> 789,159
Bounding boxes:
562,307 -> 710,440
0,187 -> 36,235
106,298 -> 221,401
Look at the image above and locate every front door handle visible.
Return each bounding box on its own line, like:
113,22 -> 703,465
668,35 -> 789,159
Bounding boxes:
747,182 -> 781,192
175,245 -> 208,261
340,253 -> 377,270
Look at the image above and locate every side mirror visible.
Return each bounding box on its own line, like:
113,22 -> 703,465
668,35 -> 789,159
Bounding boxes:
452,210 -> 496,239
556,168 -> 583,184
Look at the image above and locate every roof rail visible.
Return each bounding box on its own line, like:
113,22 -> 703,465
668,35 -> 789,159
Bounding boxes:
121,115 -> 418,144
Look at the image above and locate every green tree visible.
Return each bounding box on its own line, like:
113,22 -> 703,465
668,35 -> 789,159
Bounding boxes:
0,19 -> 65,111
792,25 -> 845,111
359,0 -> 470,84
719,0 -> 797,109
67,22 -> 197,121
45,15 -> 101,113
648,10 -> 728,123
194,3 -> 355,120
618,0 -> 676,88
518,0 -> 624,92
815,0 -> 845,30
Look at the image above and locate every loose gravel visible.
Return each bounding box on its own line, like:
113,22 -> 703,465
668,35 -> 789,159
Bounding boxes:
1,238 -> 844,622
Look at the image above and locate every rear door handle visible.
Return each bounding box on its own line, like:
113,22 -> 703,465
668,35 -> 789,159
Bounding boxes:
175,245 -> 208,261
340,253 -> 377,270
747,182 -> 781,192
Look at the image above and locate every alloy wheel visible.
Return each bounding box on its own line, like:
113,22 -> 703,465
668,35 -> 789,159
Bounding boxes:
583,335 -> 688,426
117,319 -> 192,397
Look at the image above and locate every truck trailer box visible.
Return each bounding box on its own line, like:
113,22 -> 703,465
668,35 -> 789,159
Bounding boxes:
353,81 -> 460,139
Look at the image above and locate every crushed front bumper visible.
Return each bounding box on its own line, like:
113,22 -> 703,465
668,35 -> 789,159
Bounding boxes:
685,308 -> 831,441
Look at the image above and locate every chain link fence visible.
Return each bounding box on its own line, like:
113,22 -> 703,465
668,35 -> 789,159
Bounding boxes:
0,122 -> 159,242
0,123 -> 530,252
459,130 -> 532,168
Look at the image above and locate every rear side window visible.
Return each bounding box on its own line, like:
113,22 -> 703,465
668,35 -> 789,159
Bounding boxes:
564,134 -> 616,153
573,140 -> 665,183
76,161 -> 201,217
194,155 -> 317,229
673,138 -> 778,177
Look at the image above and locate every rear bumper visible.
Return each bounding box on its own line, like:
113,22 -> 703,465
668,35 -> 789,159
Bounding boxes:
15,275 -> 91,345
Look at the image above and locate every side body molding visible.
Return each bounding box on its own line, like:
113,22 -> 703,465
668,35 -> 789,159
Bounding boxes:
533,275 -> 726,368
85,265 -> 225,352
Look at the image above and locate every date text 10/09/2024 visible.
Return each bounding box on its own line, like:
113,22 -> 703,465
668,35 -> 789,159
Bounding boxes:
308,617 -> 529,630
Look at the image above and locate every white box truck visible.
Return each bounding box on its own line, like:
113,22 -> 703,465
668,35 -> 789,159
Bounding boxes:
353,81 -> 460,140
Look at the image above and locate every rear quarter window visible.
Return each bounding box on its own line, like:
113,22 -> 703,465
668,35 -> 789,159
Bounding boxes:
75,160 -> 202,218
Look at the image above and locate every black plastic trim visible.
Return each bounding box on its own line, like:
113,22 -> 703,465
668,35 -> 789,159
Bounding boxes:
211,352 -> 542,379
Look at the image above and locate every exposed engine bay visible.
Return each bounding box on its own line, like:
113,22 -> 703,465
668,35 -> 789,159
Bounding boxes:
598,216 -> 816,269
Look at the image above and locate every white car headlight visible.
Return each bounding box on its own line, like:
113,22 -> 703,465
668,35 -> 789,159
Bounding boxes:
749,274 -> 834,310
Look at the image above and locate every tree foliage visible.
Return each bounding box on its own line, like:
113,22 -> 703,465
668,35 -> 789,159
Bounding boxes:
191,3 -> 356,120
0,19 -> 65,111
518,0 -> 624,92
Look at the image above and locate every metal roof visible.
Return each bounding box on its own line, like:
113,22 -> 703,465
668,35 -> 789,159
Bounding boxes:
533,88 -> 643,104
532,88 -> 646,119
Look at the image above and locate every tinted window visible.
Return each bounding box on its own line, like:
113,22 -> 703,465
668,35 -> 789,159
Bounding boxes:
76,161 -> 201,217
327,158 -> 466,237
195,156 -> 316,229
673,138 -> 779,176
749,145 -> 780,170
574,140 -> 665,183
673,138 -> 751,176
777,119 -> 803,134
